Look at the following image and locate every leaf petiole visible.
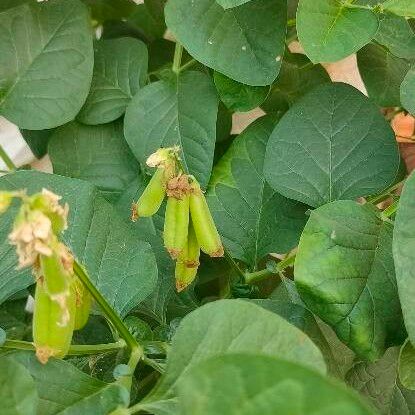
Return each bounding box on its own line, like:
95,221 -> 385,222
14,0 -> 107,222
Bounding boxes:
0,144 -> 16,171
172,42 -> 184,74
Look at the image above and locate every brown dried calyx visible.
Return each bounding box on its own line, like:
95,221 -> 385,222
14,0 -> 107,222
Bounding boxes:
166,174 -> 192,199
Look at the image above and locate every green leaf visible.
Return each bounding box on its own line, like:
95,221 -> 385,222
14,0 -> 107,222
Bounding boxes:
207,116 -> 308,268
0,171 -> 158,317
295,200 -> 404,360
127,0 -> 167,42
264,82 -> 400,208
261,51 -> 331,113
0,357 -> 38,415
401,66 -> 415,115
357,43 -> 411,107
399,340 -> 415,390
48,120 -> 139,202
347,347 -> 415,414
213,71 -> 270,112
124,71 -> 218,189
178,354 -> 375,415
20,129 -> 54,159
0,0 -> 32,12
140,299 -> 326,413
82,0 -> 136,22
8,351 -> 128,415
374,13 -> 415,60
0,0 -> 94,130
0,298 -> 29,340
77,38 -> 148,125
165,0 -> 287,86
383,0 -> 415,18
215,0 -> 252,8
297,0 -> 378,63
393,171 -> 415,346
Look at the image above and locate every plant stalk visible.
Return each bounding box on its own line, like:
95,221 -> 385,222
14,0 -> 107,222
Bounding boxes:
245,254 -> 296,285
179,58 -> 197,72
0,144 -> 16,171
381,200 -> 399,219
172,43 -> 184,74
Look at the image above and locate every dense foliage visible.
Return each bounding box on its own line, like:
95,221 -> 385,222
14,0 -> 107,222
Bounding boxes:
1,0 -> 415,414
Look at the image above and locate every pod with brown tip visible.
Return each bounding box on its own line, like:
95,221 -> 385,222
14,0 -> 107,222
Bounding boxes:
131,168 -> 167,220
33,280 -> 76,364
73,278 -> 92,330
164,194 -> 190,258
189,181 -> 223,257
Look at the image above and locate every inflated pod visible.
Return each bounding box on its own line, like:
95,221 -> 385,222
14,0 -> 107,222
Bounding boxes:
131,168 -> 167,220
40,249 -> 71,298
189,181 -> 223,257
164,194 -> 190,258
33,280 -> 76,364
73,278 -> 92,331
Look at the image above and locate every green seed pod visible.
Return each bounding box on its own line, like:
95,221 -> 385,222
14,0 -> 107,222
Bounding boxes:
175,221 -> 200,292
164,194 -> 190,258
33,280 -> 76,364
189,181 -> 224,257
40,247 -> 71,298
73,278 -> 92,331
131,168 -> 167,221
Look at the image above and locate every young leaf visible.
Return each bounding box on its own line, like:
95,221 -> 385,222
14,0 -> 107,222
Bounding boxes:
0,358 -> 38,415
382,0 -> 415,18
357,43 -> 411,107
0,171 -> 158,317
207,116 -> 308,268
264,82 -> 400,208
297,0 -> 378,63
393,171 -> 415,347
48,120 -> 139,202
7,351 -> 129,415
399,340 -> 415,390
347,347 -> 415,414
140,300 -> 326,413
124,71 -> 218,189
177,354 -> 375,415
77,38 -> 148,125
213,72 -> 270,113
165,0 -> 287,86
295,200 -> 405,361
0,0 -> 93,130
401,66 -> 415,116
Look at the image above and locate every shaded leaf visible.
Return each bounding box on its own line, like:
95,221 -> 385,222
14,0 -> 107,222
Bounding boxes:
401,66 -> 415,116
399,340 -> 415,390
124,71 -> 218,189
297,0 -> 378,63
0,0 -> 93,129
207,115 -> 308,268
357,43 -> 411,107
82,0 -> 136,22
77,38 -> 148,125
178,354 -> 375,415
48,120 -> 139,202
295,200 -> 404,360
0,171 -> 158,317
20,129 -> 54,159
165,0 -> 287,86
264,82 -> 400,208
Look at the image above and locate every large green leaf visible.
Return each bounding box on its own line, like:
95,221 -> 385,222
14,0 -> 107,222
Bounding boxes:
0,0 -> 93,130
178,354 -> 375,415
347,347 -> 415,414
261,51 -> 331,113
165,0 -> 287,86
297,0 -> 378,63
393,171 -> 415,346
374,13 -> 415,60
124,71 -> 218,189
0,171 -> 158,317
0,0 -> 32,12
357,43 -> 411,107
77,38 -> 148,125
140,299 -> 326,413
401,66 -> 415,116
295,200 -> 404,360
213,72 -> 270,113
399,340 -> 415,390
0,357 -> 38,415
48,120 -> 139,202
383,0 -> 415,18
264,82 -> 400,208
207,116 -> 308,268
7,352 -> 128,415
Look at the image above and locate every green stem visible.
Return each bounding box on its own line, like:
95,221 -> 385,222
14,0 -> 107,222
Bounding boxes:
343,2 -> 373,10
172,42 -> 184,74
2,339 -> 125,355
287,18 -> 296,27
179,58 -> 197,72
367,180 -> 404,205
382,200 -> 399,219
245,254 -> 296,285
0,144 -> 16,171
